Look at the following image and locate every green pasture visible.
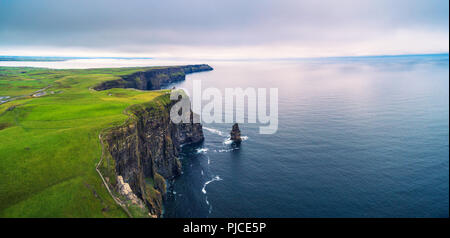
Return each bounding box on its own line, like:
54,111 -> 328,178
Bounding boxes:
0,66 -> 168,217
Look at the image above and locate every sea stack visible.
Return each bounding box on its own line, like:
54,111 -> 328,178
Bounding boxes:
230,123 -> 242,143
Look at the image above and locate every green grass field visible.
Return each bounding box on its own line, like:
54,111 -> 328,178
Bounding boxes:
0,66 -> 169,217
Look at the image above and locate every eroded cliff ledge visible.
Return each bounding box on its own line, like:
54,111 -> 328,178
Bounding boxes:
93,64 -> 213,91
99,94 -> 204,217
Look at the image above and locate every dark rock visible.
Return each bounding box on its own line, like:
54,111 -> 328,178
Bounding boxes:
230,123 -> 242,143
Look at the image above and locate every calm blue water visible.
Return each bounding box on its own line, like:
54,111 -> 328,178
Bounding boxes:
163,54 -> 449,218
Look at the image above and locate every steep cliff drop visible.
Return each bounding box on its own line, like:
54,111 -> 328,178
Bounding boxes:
95,65 -> 211,217
230,123 -> 242,144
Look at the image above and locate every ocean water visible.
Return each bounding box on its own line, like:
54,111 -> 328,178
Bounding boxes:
163,55 -> 449,218
2,55 -> 448,217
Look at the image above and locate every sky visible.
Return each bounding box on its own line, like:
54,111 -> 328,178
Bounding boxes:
0,0 -> 448,59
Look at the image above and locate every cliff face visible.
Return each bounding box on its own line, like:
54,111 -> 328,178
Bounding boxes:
100,94 -> 203,217
93,64 -> 213,91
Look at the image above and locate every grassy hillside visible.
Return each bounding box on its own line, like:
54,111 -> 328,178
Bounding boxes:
0,66 -> 170,217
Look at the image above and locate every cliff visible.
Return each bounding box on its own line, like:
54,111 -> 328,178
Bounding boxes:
98,93 -> 204,217
95,64 -> 211,217
93,64 -> 213,91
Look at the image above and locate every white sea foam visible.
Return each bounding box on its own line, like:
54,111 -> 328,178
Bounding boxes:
223,138 -> 233,145
196,148 -> 209,153
203,127 -> 225,136
202,176 -> 222,194
223,136 -> 248,145
216,148 -> 239,153
203,175 -> 222,214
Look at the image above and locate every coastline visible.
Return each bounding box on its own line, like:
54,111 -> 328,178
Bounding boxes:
0,64 -> 212,217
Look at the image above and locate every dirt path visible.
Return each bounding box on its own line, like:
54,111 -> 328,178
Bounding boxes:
96,133 -> 133,218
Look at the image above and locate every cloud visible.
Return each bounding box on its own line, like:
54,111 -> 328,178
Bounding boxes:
0,0 -> 448,58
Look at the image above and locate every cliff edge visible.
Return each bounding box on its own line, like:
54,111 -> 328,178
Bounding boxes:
96,64 -> 212,217
98,93 -> 204,217
93,64 -> 213,91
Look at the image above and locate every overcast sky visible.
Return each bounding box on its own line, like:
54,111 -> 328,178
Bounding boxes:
0,0 -> 448,58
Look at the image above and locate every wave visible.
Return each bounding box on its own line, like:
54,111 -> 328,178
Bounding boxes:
202,176 -> 222,194
215,148 -> 239,153
223,138 -> 233,145
203,127 -> 225,136
202,175 -> 222,214
196,148 -> 209,154
223,136 -> 248,145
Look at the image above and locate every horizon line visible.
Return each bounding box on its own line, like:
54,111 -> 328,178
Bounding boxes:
0,52 -> 448,62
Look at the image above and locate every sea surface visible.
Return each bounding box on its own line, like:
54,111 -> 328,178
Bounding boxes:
2,54 -> 448,217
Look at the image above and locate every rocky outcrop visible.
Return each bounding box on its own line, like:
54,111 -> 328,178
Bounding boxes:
100,93 -> 204,217
117,176 -> 145,208
230,123 -> 242,143
93,64 -> 213,91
